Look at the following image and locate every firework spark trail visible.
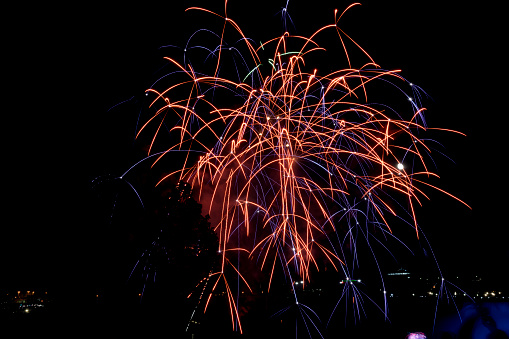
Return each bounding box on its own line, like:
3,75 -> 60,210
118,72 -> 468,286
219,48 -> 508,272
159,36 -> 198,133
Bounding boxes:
128,1 -> 470,333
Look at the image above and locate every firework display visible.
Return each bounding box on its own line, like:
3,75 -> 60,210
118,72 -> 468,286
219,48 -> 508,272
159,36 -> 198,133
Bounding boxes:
125,1 -> 469,334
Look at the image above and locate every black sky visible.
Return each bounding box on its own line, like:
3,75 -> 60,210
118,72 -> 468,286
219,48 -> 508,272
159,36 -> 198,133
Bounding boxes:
3,1 -> 506,293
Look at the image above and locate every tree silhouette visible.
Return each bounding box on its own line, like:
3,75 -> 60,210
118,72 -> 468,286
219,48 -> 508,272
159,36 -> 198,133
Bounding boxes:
128,181 -> 219,306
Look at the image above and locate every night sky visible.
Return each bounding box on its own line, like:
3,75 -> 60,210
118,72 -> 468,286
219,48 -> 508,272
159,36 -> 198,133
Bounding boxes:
3,0 -> 505,297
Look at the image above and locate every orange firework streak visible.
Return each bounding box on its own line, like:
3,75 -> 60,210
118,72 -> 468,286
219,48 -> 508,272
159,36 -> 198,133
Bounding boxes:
137,2 -> 469,332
